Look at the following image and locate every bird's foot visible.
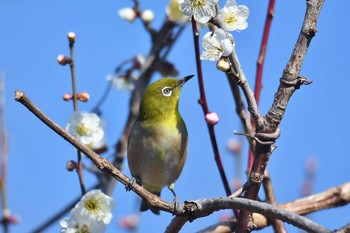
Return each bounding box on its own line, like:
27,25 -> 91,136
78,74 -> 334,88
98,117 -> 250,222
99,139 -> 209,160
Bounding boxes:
171,196 -> 180,215
125,177 -> 136,191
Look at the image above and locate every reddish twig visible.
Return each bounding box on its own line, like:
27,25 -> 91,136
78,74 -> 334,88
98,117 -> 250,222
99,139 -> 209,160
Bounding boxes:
0,78 -> 9,233
191,18 -> 235,215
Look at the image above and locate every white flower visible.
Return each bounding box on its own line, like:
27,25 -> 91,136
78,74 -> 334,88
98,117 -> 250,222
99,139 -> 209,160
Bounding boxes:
166,0 -> 189,23
118,7 -> 136,22
141,9 -> 154,23
200,28 -> 234,61
71,189 -> 115,225
221,0 -> 249,31
179,0 -> 219,24
107,74 -> 135,91
66,112 -> 104,147
60,217 -> 106,233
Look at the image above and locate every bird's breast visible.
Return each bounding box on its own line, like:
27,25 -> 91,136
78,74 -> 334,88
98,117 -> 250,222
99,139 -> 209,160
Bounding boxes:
127,119 -> 188,191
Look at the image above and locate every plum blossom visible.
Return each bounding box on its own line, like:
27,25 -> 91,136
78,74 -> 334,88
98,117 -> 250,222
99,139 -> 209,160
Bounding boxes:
179,0 -> 218,24
200,28 -> 234,61
221,0 -> 249,31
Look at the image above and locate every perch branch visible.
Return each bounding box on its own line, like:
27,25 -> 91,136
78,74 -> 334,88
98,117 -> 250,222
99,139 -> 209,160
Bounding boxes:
15,90 -> 332,233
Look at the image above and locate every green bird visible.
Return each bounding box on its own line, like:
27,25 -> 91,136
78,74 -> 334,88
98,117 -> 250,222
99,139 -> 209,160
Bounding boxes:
127,75 -> 193,215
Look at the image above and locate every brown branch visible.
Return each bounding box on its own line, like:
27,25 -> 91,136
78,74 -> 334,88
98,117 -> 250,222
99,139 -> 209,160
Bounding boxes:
165,197 -> 331,233
236,0 -> 325,231
226,74 -> 254,149
211,5 -> 264,136
265,0 -> 323,131
199,182 -> 350,233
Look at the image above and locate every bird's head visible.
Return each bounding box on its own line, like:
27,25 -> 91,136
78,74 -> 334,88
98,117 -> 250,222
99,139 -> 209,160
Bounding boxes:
138,75 -> 193,121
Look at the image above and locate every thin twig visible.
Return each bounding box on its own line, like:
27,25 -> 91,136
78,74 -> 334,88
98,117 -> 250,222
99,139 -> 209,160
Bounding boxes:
133,0 -> 156,38
262,172 -> 286,233
247,0 -> 276,173
68,35 -> 86,195
0,77 -> 9,233
190,17 -> 233,200
226,74 -> 254,149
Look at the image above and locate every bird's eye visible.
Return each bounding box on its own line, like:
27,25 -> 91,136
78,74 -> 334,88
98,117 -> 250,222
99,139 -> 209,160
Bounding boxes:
161,87 -> 173,97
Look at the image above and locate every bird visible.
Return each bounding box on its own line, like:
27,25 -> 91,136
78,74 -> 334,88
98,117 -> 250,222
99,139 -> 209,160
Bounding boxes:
127,75 -> 193,215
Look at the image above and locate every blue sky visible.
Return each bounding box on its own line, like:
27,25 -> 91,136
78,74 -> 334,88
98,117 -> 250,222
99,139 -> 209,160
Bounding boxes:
0,0 -> 349,232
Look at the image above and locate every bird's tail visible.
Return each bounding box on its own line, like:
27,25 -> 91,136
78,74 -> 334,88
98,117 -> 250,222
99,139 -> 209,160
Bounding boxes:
140,191 -> 161,215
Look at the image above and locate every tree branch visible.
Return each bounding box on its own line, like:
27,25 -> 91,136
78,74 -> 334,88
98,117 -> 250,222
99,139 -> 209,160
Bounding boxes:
165,197 -> 331,233
236,0 -> 325,231
199,182 -> 350,232
15,90 -> 333,233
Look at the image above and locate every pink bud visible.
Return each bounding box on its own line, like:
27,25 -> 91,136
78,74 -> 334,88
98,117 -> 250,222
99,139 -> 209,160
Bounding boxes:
63,93 -> 73,101
205,112 -> 219,125
77,92 -> 90,102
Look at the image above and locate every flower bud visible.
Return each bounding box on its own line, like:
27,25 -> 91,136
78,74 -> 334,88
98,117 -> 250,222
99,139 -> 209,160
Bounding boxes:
216,58 -> 231,72
118,7 -> 137,22
77,92 -> 90,102
63,93 -> 73,101
67,32 -> 76,44
66,160 -> 76,171
57,55 -> 72,66
141,9 -> 154,23
205,112 -> 219,125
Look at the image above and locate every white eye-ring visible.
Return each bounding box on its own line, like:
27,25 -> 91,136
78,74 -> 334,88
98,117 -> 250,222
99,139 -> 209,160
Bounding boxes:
161,87 -> 173,97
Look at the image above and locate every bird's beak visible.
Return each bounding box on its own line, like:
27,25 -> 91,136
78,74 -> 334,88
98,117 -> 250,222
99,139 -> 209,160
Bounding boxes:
176,75 -> 194,89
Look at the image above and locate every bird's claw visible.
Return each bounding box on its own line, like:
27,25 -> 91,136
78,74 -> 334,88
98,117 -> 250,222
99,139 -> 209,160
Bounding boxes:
171,196 -> 180,215
125,177 -> 136,191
